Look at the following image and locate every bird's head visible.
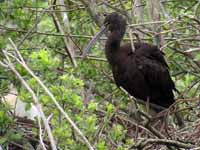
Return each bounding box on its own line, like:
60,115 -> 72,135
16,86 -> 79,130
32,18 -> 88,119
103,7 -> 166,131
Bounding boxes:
82,12 -> 126,57
104,12 -> 126,35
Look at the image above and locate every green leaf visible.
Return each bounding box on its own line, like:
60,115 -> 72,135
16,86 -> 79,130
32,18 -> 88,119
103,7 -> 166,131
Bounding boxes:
194,53 -> 200,61
106,103 -> 115,114
0,137 -> 7,144
88,102 -> 98,112
97,140 -> 106,150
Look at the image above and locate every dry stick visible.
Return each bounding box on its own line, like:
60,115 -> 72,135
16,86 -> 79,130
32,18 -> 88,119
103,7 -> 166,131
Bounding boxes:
163,97 -> 200,119
115,112 -> 154,136
159,0 -> 171,20
2,52 -> 57,150
0,61 -> 8,68
11,3 -> 77,67
120,87 -> 165,139
51,12 -> 77,67
174,117 -> 200,138
0,4 -> 73,10
54,1 -> 82,59
9,142 -> 30,150
8,39 -> 94,150
17,5 -> 53,49
102,1 -> 126,18
58,0 -> 75,50
128,27 -> 136,52
2,5 -> 77,67
168,46 -> 200,69
118,0 -> 136,53
0,26 -> 84,53
38,117 -> 47,150
130,138 -> 194,149
128,20 -> 170,27
185,47 -> 200,53
0,24 -> 94,39
133,121 -> 193,150
119,87 -> 184,150
144,120 -> 165,139
194,0 -> 200,17
96,87 -> 155,138
80,0 -> 103,27
2,7 -> 85,12
55,49 -> 107,62
3,24 -> 200,42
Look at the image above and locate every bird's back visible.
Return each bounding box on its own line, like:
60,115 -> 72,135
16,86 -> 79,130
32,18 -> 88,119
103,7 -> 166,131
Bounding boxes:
109,42 -> 175,110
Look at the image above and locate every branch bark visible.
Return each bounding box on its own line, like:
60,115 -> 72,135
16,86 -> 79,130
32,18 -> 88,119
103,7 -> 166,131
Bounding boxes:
80,0 -> 104,27
50,1 -> 77,67
130,138 -> 194,149
147,0 -> 163,47
132,0 -> 144,38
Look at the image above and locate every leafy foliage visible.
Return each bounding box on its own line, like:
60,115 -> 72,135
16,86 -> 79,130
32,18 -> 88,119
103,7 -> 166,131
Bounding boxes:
0,0 -> 200,150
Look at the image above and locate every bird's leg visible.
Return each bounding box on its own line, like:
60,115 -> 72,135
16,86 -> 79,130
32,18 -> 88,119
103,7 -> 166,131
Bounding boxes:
120,87 -> 140,115
146,96 -> 150,114
119,87 -> 141,140
174,106 -> 185,128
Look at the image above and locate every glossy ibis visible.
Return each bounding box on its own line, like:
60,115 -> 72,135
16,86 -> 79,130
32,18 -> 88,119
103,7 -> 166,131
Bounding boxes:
84,12 -> 183,126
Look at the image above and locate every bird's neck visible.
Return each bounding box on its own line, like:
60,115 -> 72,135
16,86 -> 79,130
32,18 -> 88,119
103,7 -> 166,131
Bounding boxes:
105,30 -> 124,65
106,30 -> 123,50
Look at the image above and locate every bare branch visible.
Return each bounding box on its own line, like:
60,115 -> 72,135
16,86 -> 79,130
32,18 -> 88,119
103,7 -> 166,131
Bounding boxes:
80,0 -> 104,27
7,38 -> 94,150
51,11 -> 77,67
2,51 -> 57,150
130,138 -> 194,149
38,117 -> 47,150
147,0 -> 163,47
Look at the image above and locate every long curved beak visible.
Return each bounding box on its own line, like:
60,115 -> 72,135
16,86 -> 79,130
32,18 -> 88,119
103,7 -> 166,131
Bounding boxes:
82,25 -> 106,58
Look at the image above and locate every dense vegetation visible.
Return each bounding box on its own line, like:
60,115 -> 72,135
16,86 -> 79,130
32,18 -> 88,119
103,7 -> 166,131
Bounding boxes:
0,0 -> 200,150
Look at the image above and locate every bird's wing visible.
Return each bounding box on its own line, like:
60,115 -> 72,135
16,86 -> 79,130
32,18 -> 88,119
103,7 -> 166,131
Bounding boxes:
136,44 -> 169,67
149,50 -> 169,67
135,55 -> 176,108
138,55 -> 175,91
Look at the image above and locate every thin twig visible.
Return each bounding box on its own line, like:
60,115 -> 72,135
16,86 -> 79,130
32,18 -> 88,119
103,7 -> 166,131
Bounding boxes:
2,51 -> 57,150
51,11 -> 77,67
38,117 -> 47,150
8,38 -> 94,150
130,138 -> 194,149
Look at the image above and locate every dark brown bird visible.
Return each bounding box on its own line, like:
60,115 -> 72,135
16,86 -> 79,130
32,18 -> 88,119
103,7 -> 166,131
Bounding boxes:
83,12 -> 183,126
103,12 -> 176,111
